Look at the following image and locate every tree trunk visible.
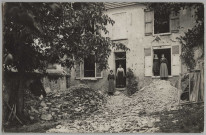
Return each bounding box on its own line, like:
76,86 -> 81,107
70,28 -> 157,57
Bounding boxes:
16,73 -> 24,116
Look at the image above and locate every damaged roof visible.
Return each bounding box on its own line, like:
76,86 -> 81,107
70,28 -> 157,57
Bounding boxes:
104,2 -> 138,10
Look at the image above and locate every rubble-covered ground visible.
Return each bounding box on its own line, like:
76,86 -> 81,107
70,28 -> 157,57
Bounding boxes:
24,84 -> 105,122
5,80 -> 204,133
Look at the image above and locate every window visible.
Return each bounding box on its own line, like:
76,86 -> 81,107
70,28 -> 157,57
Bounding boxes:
75,56 -> 102,79
154,10 -> 170,34
84,55 -> 95,77
144,45 -> 180,77
145,10 -> 179,36
153,48 -> 171,76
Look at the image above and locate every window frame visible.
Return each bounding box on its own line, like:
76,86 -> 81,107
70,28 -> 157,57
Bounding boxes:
75,60 -> 103,80
151,46 -> 172,77
153,10 -> 171,36
83,56 -> 96,78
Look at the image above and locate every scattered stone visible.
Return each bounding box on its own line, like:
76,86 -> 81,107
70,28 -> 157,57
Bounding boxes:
41,114 -> 52,121
45,87 -> 52,93
39,95 -> 44,100
31,106 -> 39,113
40,101 -> 47,107
24,84 -> 105,122
172,120 -> 178,124
30,116 -> 34,120
26,80 -> 180,133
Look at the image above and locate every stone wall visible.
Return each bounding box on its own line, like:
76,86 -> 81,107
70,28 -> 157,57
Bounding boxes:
43,75 -> 70,92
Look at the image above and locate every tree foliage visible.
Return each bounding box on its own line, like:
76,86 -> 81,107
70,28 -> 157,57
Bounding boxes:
3,2 -> 129,119
147,3 -> 204,69
3,2 -> 128,72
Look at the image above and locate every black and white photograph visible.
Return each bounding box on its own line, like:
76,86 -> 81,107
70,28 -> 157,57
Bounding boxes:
1,1 -> 205,133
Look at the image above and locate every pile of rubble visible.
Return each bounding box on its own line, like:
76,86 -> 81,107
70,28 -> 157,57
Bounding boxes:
133,79 -> 179,113
47,80 -> 179,133
24,84 -> 105,121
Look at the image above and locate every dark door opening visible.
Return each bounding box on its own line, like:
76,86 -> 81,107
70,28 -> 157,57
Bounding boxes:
153,48 -> 171,76
115,52 -> 126,88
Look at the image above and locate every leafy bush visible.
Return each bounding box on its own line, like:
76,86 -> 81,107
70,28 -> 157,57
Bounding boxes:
126,68 -> 138,96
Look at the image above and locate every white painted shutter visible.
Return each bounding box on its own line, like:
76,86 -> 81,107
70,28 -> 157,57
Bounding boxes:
172,45 -> 180,76
170,11 -> 179,33
144,48 -> 152,76
145,10 -> 153,36
95,63 -> 102,78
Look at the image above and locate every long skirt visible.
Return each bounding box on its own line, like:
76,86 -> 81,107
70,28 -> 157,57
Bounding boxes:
108,79 -> 115,93
153,61 -> 159,76
160,63 -> 168,78
117,72 -> 124,87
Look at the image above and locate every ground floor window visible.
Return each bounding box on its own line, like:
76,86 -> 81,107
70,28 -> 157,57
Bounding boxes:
153,48 -> 171,76
84,55 -> 95,77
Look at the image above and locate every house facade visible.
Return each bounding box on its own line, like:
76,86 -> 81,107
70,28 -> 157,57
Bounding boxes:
69,3 -> 197,91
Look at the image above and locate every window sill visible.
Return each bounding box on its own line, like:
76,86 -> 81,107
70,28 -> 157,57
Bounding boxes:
153,32 -> 171,36
112,38 -> 128,41
75,77 -> 103,80
152,76 -> 173,78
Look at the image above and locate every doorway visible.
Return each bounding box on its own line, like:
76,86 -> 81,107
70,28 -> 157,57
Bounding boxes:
115,52 -> 126,88
153,48 -> 171,76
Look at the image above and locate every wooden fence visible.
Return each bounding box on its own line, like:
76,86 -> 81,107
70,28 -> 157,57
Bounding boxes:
178,61 -> 204,105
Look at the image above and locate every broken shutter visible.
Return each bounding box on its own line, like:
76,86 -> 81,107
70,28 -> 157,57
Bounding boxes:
95,63 -> 102,78
172,45 -> 180,76
75,62 -> 81,79
144,48 -> 152,76
170,11 -> 179,33
145,10 -> 153,36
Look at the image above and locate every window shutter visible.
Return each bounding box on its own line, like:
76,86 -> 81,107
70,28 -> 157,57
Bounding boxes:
75,62 -> 81,79
172,45 -> 180,76
80,61 -> 84,78
145,10 -> 153,36
144,48 -> 152,76
170,11 -> 179,33
95,63 -> 102,78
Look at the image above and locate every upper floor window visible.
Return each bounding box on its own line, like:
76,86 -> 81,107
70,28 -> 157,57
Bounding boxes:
154,10 -> 170,34
144,9 -> 179,36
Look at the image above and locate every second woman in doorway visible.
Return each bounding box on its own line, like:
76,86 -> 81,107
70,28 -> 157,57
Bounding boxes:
160,54 -> 168,80
153,54 -> 160,76
116,64 -> 125,88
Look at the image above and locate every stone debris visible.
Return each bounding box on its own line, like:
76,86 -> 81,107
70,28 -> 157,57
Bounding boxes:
24,79 -> 179,133
24,84 -> 105,121
47,80 -> 178,133
133,79 -> 179,113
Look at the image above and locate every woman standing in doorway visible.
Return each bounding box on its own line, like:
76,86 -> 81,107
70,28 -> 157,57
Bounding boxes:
116,64 -> 125,88
153,54 -> 160,76
160,54 -> 168,80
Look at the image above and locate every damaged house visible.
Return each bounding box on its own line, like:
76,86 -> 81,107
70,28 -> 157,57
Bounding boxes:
67,3 -> 199,91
